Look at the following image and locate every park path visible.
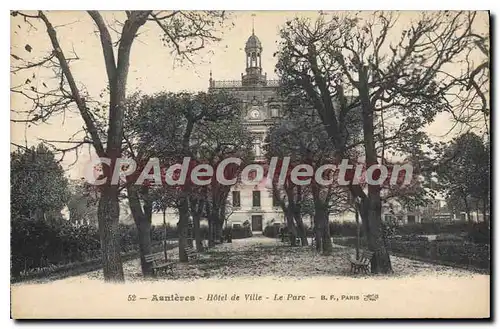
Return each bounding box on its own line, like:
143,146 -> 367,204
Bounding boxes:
23,234 -> 481,283
11,234 -> 490,319
12,235 -> 490,318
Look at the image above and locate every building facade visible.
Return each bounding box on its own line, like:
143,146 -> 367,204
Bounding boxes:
149,31 -> 469,230
208,30 -> 284,231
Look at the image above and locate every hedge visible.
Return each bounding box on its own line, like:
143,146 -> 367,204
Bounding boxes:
11,215 -> 254,280
226,224 -> 253,239
11,241 -> 175,283
262,224 -> 314,238
329,221 -> 490,244
329,222 -> 363,237
263,225 -> 281,238
333,236 -> 490,271
11,218 -> 171,280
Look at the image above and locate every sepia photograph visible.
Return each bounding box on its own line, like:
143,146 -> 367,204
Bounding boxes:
9,8 -> 491,319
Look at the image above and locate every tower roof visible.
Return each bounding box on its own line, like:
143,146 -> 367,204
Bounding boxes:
245,33 -> 262,51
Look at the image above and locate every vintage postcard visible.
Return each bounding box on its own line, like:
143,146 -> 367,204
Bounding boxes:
10,10 -> 490,319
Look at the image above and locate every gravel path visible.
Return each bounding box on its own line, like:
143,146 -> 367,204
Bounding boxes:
67,235 -> 479,282
12,236 -> 489,319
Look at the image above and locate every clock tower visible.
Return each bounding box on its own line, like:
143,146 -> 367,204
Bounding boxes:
242,26 -> 266,87
207,24 -> 285,231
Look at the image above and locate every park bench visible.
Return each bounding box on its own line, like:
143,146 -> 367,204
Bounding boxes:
144,252 -> 175,276
185,247 -> 199,261
344,250 -> 374,274
281,234 -> 301,245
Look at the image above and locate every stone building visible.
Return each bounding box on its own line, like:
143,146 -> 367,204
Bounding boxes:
149,31 -> 434,230
208,29 -> 284,232
149,30 -> 434,230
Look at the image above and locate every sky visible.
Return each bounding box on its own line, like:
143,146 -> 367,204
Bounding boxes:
10,11 -> 490,179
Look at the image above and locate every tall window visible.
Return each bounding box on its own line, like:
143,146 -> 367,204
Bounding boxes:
232,191 -> 241,207
254,138 -> 262,156
252,191 -> 261,207
251,52 -> 257,66
270,106 -> 280,118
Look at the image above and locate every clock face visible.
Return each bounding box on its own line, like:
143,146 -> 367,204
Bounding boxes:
250,109 -> 260,119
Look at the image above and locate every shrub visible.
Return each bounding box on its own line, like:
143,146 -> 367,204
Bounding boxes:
388,238 -> 490,269
263,223 -> 313,239
396,221 -> 470,236
390,234 -> 429,242
466,222 -> 490,244
434,241 -> 490,269
329,222 -> 362,237
232,223 -> 252,239
263,225 -> 280,238
332,236 -> 490,270
151,223 -> 178,240
11,218 -> 102,278
10,217 -> 172,279
386,239 -> 432,259
329,220 -> 490,245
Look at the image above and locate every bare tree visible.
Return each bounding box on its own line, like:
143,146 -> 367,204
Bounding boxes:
11,10 -> 227,281
129,91 -> 247,261
448,29 -> 489,135
276,11 -> 480,273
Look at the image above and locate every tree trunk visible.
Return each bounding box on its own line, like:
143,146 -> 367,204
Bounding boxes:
355,207 -> 360,260
312,187 -> 328,253
192,212 -> 203,251
163,209 -> 168,260
140,194 -> 153,275
208,202 -> 219,247
219,202 -> 227,243
291,186 -> 308,246
191,197 -> 206,251
97,187 -> 124,282
205,202 -> 213,247
208,219 -> 215,247
292,210 -> 308,246
216,220 -> 223,244
127,186 -> 153,277
216,204 -> 224,244
285,210 -> 297,246
284,187 -> 301,246
464,196 -> 471,223
321,215 -> 332,255
363,192 -> 392,274
359,199 -> 370,241
137,218 -> 152,276
314,210 -> 322,252
177,196 -> 189,262
358,66 -> 392,274
315,205 -> 332,255
483,195 -> 489,224
40,11 -> 153,283
475,199 -> 480,221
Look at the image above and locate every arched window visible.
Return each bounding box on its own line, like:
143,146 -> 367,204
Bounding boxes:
250,52 -> 258,67
254,138 -> 262,156
270,106 -> 280,118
